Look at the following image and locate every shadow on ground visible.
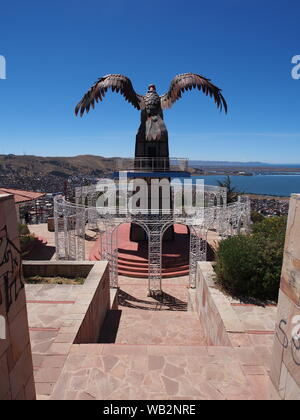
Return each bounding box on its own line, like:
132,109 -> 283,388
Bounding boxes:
118,289 -> 187,311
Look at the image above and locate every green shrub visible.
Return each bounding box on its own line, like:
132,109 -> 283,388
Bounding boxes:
20,234 -> 36,255
252,216 -> 287,238
251,211 -> 265,224
18,223 -> 30,235
215,216 -> 287,301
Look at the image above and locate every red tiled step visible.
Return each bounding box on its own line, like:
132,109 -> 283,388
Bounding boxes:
118,269 -> 189,279
89,222 -> 190,278
118,262 -> 189,273
117,258 -> 189,269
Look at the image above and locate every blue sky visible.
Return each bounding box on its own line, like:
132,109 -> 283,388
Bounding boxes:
0,0 -> 299,163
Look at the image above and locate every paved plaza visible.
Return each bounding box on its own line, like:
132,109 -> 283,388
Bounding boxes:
25,274 -> 276,400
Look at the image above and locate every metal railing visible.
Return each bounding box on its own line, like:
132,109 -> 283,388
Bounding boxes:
115,157 -> 189,172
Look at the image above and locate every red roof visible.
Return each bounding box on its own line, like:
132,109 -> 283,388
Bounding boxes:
0,188 -> 45,204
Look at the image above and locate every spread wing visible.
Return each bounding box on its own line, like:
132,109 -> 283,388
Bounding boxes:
160,73 -> 227,113
75,74 -> 144,116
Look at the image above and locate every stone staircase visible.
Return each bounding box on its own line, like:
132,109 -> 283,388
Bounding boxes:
117,253 -> 189,278
89,223 -> 190,278
100,309 -> 206,345
49,278 -> 270,400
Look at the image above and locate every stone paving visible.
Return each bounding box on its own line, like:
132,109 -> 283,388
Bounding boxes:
50,343 -> 270,400
25,261 -> 109,398
107,276 -> 207,345
24,265 -> 277,400
231,303 -> 277,332
45,276 -> 272,400
26,284 -> 81,397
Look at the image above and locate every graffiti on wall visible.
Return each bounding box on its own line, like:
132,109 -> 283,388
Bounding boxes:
0,225 -> 24,314
276,318 -> 300,366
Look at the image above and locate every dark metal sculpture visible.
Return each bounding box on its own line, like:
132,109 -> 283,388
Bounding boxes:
75,73 -> 227,161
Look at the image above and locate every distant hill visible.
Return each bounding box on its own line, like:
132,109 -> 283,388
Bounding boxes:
189,160 -> 300,167
0,154 -> 127,177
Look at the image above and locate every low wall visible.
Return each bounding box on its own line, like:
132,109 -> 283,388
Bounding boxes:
23,261 -> 110,344
74,261 -> 110,343
22,260 -> 93,279
25,261 -> 111,397
188,261 -> 244,346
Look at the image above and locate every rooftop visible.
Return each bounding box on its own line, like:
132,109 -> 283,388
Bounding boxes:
0,187 -> 45,204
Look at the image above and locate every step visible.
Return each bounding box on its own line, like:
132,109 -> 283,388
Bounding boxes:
100,310 -> 207,346
117,262 -> 189,273
117,258 -> 189,269
118,253 -> 188,262
51,342 -> 269,400
118,269 -> 189,278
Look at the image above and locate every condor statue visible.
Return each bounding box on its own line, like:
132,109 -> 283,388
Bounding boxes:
75,73 -> 227,240
75,73 -> 227,165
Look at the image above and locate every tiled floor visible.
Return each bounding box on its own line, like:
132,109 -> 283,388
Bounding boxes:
25,265 -> 275,400
100,276 -> 207,345
46,276 -> 271,400
50,343 -> 270,400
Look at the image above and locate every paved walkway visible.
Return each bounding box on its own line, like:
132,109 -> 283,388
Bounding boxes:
100,276 -> 207,346
27,223 -> 98,260
50,343 -> 270,400
46,276 -> 271,400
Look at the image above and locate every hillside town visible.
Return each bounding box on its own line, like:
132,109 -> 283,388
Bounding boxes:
250,196 -> 289,217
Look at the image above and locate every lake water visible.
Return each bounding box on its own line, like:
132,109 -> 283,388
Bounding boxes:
194,175 -> 300,197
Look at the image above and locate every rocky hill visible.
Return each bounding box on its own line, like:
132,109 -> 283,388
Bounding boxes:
0,154 -> 130,193
0,154 -> 126,177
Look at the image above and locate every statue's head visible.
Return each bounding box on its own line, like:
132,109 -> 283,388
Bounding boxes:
148,84 -> 156,92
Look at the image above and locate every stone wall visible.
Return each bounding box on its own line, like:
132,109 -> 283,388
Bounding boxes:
74,261 -> 110,343
23,260 -> 94,279
270,194 -> 300,400
188,261 -> 244,346
0,194 -> 35,400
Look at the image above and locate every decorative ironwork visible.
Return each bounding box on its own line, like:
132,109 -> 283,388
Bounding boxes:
54,182 -> 250,294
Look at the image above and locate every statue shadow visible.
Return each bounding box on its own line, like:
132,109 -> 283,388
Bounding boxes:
118,289 -> 187,312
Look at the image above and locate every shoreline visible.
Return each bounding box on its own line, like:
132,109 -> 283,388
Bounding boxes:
245,193 -> 290,200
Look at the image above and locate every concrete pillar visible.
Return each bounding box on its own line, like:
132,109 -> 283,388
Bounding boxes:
0,194 -> 35,400
270,194 -> 300,400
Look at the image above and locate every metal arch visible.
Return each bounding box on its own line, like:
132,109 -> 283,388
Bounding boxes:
189,225 -> 207,289
54,190 -> 251,293
100,218 -> 152,290
160,220 -> 207,289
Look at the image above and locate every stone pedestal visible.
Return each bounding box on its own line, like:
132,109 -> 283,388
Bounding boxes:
270,194 -> 300,400
0,194 -> 35,400
129,176 -> 174,241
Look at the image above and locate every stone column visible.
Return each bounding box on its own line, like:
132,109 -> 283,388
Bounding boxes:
270,194 -> 300,400
0,194 -> 35,400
